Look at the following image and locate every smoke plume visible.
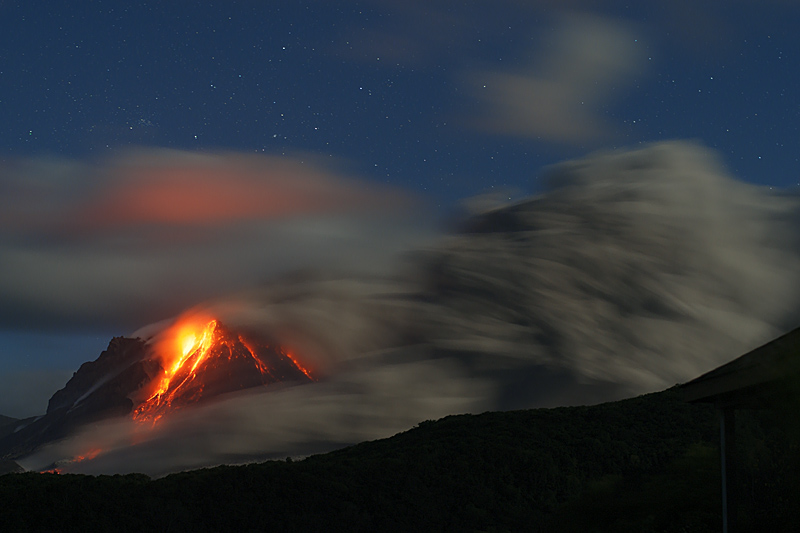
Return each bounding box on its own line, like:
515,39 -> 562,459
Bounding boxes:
18,141 -> 800,476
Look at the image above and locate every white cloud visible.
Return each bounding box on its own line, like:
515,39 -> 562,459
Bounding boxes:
466,13 -> 645,143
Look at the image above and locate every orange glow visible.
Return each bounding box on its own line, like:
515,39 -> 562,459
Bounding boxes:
71,155 -> 409,234
72,448 -> 103,463
284,351 -> 313,380
133,315 -> 313,423
134,317 -> 221,423
39,448 -> 104,474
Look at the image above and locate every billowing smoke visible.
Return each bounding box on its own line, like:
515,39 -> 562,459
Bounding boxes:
18,141 -> 800,476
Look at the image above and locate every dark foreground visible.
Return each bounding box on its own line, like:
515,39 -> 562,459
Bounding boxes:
1,387 -> 797,532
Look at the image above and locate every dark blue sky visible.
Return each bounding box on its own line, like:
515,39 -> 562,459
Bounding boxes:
0,1 -> 799,415
2,1 -> 798,204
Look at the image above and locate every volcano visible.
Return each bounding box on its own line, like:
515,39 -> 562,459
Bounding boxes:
0,318 -> 314,461
133,318 -> 313,423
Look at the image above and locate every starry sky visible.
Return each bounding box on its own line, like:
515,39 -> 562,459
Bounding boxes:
1,0 -> 799,416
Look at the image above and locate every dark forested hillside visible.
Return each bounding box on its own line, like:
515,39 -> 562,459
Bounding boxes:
0,387 -> 796,532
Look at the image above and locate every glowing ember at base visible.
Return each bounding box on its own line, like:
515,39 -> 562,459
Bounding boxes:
133,317 -> 313,423
39,448 -> 104,474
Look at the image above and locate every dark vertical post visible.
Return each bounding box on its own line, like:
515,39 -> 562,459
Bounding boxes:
720,408 -> 737,533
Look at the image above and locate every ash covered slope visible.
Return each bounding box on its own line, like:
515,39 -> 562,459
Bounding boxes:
0,415 -> 21,441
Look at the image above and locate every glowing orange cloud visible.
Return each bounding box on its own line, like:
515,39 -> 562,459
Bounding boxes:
75,153 -> 408,232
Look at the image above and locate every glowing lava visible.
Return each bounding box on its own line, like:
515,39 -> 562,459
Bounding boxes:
133,316 -> 313,423
41,448 -> 104,474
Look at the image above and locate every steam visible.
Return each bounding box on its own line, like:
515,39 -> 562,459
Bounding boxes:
18,141 -> 800,476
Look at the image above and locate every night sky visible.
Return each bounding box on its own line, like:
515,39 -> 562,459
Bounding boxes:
1,0 -> 799,417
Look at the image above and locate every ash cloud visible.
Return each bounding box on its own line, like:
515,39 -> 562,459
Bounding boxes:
0,149 -> 428,331
19,141 -> 800,476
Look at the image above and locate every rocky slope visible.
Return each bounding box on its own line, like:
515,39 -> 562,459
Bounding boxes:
0,323 -> 312,462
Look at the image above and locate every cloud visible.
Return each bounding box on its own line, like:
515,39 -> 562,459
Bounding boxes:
72,151 -> 407,232
0,149 -> 430,332
340,1 -> 604,67
20,352 -> 493,476
465,13 -> 645,144
18,141 -> 800,476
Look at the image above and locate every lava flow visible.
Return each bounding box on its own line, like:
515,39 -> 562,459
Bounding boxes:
133,316 -> 314,423
41,448 -> 104,474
